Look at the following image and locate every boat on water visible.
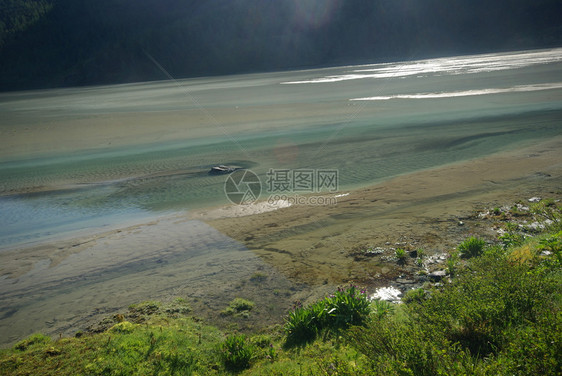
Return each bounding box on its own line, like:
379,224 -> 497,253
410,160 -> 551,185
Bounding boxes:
208,165 -> 241,175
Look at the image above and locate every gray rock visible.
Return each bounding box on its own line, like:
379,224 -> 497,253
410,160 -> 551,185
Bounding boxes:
428,270 -> 447,282
365,247 -> 385,255
396,278 -> 416,284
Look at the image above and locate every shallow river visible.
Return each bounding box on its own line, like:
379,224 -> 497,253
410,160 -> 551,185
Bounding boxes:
1,48 -> 561,249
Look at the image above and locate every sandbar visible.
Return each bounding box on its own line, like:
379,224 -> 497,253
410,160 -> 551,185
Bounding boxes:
204,137 -> 562,284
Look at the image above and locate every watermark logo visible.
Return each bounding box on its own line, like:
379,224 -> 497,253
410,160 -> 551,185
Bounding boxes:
224,169 -> 262,205
266,169 -> 338,193
224,168 -> 339,206
267,194 -> 338,206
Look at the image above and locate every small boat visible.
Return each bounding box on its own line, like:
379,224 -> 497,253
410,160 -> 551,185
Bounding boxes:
208,165 -> 241,175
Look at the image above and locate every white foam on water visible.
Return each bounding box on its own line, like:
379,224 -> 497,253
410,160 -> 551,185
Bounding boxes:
350,82 -> 562,101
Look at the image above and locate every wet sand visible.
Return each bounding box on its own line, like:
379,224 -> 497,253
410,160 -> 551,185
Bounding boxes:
0,215 -> 301,347
1,136 -> 560,347
204,137 -> 562,284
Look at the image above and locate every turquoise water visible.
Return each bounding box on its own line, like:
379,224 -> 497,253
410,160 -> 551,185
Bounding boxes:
1,48 -> 561,248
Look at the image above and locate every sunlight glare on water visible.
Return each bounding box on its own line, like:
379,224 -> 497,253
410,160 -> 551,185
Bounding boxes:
281,48 -> 562,84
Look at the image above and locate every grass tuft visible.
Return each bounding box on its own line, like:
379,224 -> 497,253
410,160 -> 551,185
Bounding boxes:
458,236 -> 486,258
284,285 -> 370,348
220,334 -> 254,372
221,298 -> 255,318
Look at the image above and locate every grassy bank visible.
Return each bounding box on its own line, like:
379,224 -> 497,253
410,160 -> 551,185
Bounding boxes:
1,200 -> 560,375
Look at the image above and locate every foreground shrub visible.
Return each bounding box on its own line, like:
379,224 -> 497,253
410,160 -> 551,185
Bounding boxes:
323,285 -> 371,332
424,252 -> 556,357
488,309 -> 562,375
500,222 -> 526,249
370,299 -> 395,320
284,286 -> 370,348
347,318 -> 475,376
347,237 -> 561,375
402,288 -> 427,304
221,334 -> 254,372
539,230 -> 562,256
284,304 -> 319,347
458,236 -> 486,258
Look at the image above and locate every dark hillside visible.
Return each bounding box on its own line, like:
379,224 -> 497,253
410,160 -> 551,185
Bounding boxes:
1,0 -> 561,91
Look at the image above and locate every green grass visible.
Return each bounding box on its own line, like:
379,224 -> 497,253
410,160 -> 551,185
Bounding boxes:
284,285 -> 371,348
221,298 -> 255,318
458,236 -> 487,258
1,316 -> 224,376
344,232 -> 562,375
395,248 -> 407,263
1,201 -> 560,375
220,334 -> 254,372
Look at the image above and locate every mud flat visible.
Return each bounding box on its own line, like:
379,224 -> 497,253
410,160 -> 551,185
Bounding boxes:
1,137 -> 560,347
0,214 -> 302,348
204,137 -> 562,284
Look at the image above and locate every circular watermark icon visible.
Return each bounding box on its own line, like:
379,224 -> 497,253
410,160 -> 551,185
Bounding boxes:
224,169 -> 262,205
